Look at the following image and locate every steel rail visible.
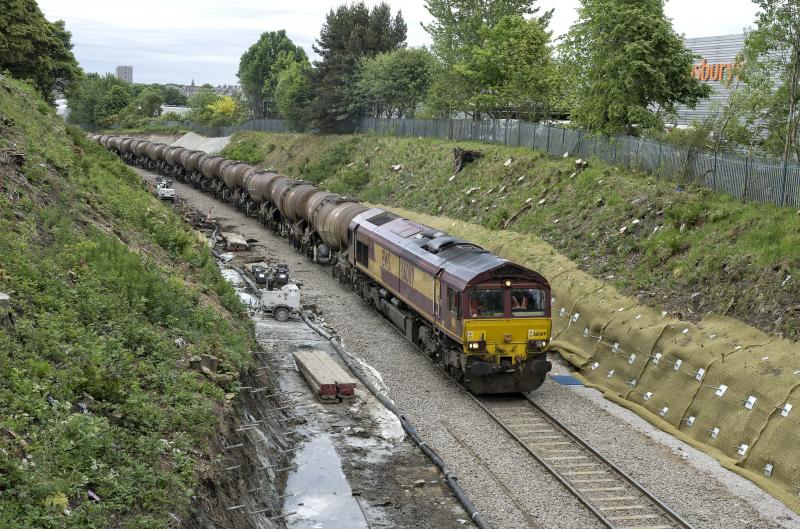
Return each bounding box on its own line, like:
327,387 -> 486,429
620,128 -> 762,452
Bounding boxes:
462,391 -> 695,529
522,394 -> 694,529
373,310 -> 692,529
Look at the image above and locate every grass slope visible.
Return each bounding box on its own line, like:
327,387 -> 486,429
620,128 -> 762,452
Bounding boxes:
0,77 -> 252,527
223,131 -> 800,340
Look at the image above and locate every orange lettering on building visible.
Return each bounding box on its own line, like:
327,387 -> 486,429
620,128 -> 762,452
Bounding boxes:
692,59 -> 740,82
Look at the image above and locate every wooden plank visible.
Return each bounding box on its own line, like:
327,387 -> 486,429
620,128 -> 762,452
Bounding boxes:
293,349 -> 358,402
220,231 -> 249,251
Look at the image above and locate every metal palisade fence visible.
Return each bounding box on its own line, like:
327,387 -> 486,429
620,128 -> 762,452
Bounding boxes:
356,117 -> 800,208
99,115 -> 799,207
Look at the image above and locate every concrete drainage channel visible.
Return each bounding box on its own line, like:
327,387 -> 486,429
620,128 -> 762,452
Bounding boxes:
203,216 -> 485,528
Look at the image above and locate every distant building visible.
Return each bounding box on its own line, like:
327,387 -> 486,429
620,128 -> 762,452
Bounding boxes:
161,105 -> 190,117
115,65 -> 133,84
178,79 -> 241,98
672,34 -> 746,126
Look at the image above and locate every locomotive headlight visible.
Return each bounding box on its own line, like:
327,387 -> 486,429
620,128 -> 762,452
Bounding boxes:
468,341 -> 486,352
504,279 -> 512,287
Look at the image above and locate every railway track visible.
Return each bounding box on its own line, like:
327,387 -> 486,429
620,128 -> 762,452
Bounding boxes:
470,393 -> 694,529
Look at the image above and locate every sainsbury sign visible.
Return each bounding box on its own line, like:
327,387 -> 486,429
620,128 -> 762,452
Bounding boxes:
691,59 -> 739,82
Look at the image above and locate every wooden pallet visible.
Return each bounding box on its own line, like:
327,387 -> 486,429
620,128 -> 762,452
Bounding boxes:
293,349 -> 358,403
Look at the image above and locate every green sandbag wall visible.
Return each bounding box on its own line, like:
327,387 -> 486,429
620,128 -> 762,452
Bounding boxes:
384,205 -> 800,512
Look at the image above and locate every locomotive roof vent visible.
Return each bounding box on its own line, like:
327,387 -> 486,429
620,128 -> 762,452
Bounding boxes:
367,211 -> 398,226
423,235 -> 467,254
414,228 -> 444,240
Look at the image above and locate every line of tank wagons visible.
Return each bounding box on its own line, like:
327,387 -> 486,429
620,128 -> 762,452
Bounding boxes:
91,134 -> 366,266
89,133 -> 554,394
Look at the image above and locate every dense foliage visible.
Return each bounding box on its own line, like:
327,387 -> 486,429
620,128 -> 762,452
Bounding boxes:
0,0 -> 81,103
353,48 -> 436,119
730,0 -> 800,159
559,0 -> 710,133
275,61 -> 314,131
185,85 -> 245,128
237,30 -> 308,118
0,76 -> 252,528
67,75 -> 191,128
311,2 -> 407,131
422,0 -> 551,117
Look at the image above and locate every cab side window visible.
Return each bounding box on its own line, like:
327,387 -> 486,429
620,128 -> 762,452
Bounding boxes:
448,287 -> 461,320
356,240 -> 369,266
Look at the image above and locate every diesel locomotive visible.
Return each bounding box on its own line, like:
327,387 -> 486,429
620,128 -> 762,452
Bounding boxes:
91,134 -> 553,393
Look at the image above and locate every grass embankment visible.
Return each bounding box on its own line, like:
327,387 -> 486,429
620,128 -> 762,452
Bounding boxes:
0,77 -> 252,527
223,131 -> 800,340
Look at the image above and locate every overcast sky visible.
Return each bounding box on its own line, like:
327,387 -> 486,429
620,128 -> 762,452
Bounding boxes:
37,0 -> 759,86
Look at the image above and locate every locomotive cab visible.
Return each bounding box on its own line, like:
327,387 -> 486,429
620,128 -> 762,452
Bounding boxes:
458,273 -> 553,393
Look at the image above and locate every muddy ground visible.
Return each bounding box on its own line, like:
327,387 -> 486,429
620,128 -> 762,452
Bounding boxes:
177,191 -> 474,527
139,167 -> 800,529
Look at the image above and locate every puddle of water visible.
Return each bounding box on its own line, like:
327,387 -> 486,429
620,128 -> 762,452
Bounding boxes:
284,435 -> 368,529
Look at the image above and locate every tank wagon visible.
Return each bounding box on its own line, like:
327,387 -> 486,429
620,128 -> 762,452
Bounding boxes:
91,134 -> 553,393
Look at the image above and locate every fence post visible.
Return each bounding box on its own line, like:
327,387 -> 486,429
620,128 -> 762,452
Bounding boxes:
613,133 -> 618,164
781,159 -> 789,206
448,119 -> 453,141
656,144 -> 662,177
561,127 -> 566,154
546,121 -> 551,154
503,118 -> 509,146
517,120 -> 522,147
743,156 -> 751,201
713,151 -> 719,190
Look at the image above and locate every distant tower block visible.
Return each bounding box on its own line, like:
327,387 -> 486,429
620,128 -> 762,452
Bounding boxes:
115,65 -> 133,83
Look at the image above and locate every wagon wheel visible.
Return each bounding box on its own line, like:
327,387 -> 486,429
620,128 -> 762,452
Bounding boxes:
274,307 -> 290,322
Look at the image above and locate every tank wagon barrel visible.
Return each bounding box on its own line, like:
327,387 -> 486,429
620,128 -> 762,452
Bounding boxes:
94,134 -> 553,394
281,183 -> 319,222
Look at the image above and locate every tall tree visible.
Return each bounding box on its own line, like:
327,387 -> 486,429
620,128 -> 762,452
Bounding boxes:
275,60 -> 314,131
354,48 -> 436,119
422,0 -> 550,116
238,31 -> 307,118
67,73 -> 129,126
454,15 -> 553,118
93,85 -> 132,127
423,0 -> 549,67
311,2 -> 407,132
0,0 -> 81,103
737,0 -> 800,160
560,0 -> 709,134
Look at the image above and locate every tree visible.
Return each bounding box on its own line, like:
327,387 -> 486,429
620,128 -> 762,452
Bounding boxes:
311,2 -> 407,132
423,0 -> 549,67
421,0 -> 550,116
186,87 -> 221,124
135,87 -> 165,118
275,61 -> 314,131
238,31 -> 307,118
354,48 -> 436,118
93,85 -> 132,127
454,15 -> 553,118
206,96 -> 241,126
736,0 -> 800,160
161,85 -> 188,106
0,0 -> 81,103
560,0 -> 709,134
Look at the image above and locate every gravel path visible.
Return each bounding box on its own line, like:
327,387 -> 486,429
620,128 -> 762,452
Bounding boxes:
138,167 -> 800,529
